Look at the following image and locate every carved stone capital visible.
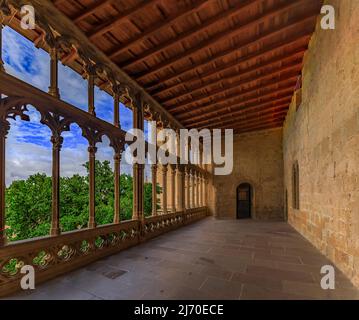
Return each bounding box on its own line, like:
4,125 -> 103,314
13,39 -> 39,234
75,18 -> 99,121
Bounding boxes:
81,126 -> 102,147
109,137 -> 125,155
51,135 -> 64,150
0,119 -> 10,137
114,152 -> 122,162
161,164 -> 168,174
40,111 -> 71,137
83,61 -> 97,79
88,146 -> 97,154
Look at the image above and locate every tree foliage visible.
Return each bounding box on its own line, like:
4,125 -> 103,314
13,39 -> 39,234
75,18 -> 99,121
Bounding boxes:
5,161 -> 158,241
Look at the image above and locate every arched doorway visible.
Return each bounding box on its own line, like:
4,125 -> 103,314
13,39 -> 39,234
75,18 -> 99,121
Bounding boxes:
236,183 -> 252,219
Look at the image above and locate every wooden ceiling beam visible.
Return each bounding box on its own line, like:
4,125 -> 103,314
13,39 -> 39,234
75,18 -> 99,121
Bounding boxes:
134,1 -> 316,80
184,94 -> 292,128
214,114 -> 286,132
87,0 -> 160,40
187,96 -> 291,127
193,98 -> 291,128
72,0 -> 114,24
169,65 -> 301,112
53,0 -> 67,5
160,49 -> 305,105
149,33 -> 310,95
120,0 -> 259,68
107,0 -> 211,60
146,20 -> 313,93
198,108 -> 289,130
221,115 -> 286,131
177,85 -> 295,123
235,121 -> 284,134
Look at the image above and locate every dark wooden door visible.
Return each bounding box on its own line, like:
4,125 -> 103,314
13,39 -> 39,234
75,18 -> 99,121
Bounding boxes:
237,183 -> 251,219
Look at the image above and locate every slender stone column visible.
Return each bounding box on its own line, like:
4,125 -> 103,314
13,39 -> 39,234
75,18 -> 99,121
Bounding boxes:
190,169 -> 195,208
204,178 -> 208,207
132,97 -> 144,221
48,47 -> 60,99
185,167 -> 190,210
198,174 -> 201,207
113,152 -> 121,223
199,174 -> 203,207
196,172 -> 200,207
0,120 -> 8,246
113,90 -> 120,128
0,24 -> 4,72
88,145 -> 97,228
50,134 -> 63,235
161,165 -> 168,214
176,165 -> 184,212
168,164 -> 176,213
151,164 -> 157,216
0,23 -> 5,243
86,64 -> 96,116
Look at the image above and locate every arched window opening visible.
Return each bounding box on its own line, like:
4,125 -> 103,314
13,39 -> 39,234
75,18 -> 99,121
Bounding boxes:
5,106 -> 52,241
292,161 -> 300,210
59,123 -> 89,232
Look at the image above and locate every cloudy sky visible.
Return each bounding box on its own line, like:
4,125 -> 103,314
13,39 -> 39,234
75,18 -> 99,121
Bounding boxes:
2,26 -> 152,185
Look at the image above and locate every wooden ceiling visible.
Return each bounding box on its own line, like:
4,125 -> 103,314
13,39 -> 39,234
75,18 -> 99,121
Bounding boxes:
52,0 -> 322,134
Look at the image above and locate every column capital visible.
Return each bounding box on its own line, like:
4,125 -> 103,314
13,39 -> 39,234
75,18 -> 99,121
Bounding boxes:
50,135 -> 64,150
88,145 -> 98,154
114,152 -> 122,162
83,61 -> 97,79
0,119 -> 10,138
161,163 -> 168,173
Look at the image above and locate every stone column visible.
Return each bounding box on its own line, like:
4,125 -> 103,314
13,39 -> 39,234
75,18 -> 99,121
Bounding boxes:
196,172 -> 200,207
168,164 -> 176,213
88,145 -> 97,228
114,94 -> 120,128
190,169 -> 195,208
50,134 -> 63,235
48,46 -> 60,99
176,165 -> 184,212
86,64 -> 96,116
132,96 -> 144,221
199,174 -> 203,207
185,166 -> 190,210
161,164 -> 168,214
0,24 -> 6,243
204,178 -> 208,207
151,164 -> 157,216
0,120 -> 8,246
113,152 -> 121,223
0,24 -> 4,72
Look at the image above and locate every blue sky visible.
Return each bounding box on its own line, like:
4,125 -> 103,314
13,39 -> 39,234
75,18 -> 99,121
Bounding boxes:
3,26 -> 152,185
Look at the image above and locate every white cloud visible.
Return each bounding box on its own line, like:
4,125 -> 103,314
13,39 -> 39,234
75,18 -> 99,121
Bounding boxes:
3,27 -> 137,185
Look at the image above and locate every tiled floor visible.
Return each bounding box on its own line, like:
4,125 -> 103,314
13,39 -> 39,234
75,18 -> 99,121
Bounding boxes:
8,218 -> 359,300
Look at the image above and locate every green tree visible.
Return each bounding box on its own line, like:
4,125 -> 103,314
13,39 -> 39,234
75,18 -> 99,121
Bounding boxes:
5,160 -> 159,241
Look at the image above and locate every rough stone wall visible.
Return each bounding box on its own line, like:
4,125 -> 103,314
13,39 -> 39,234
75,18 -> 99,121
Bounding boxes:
283,0 -> 359,286
214,128 -> 284,220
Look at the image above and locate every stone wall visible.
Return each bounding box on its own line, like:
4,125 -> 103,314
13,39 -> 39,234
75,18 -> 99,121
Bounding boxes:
283,0 -> 359,286
213,128 -> 284,220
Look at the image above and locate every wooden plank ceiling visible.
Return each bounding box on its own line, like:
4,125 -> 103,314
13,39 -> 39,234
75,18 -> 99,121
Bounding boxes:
52,0 -> 322,134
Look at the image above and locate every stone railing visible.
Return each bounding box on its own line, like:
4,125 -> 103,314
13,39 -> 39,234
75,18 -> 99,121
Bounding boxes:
142,207 -> 207,241
0,207 -> 208,297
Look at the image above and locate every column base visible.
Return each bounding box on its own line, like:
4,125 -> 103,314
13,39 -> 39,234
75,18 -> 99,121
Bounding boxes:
50,228 -> 61,236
